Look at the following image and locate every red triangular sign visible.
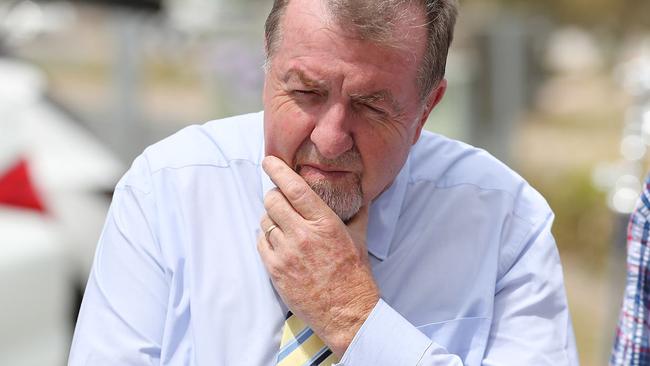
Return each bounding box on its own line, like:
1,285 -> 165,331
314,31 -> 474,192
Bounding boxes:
0,158 -> 46,212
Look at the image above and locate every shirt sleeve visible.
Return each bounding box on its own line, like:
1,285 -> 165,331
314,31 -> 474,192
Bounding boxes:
481,213 -> 578,365
68,155 -> 169,365
335,299 -> 463,365
336,214 -> 578,365
611,178 -> 650,365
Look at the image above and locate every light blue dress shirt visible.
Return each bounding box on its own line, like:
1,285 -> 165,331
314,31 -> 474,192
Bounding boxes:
69,112 -> 579,365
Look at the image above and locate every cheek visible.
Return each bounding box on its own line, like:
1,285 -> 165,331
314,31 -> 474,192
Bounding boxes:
264,104 -> 314,165
356,132 -> 411,201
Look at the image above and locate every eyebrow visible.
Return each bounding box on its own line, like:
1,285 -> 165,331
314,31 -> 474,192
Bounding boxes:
283,68 -> 404,116
283,68 -> 327,89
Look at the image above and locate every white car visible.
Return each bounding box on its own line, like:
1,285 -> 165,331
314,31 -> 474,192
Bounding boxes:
0,57 -> 123,365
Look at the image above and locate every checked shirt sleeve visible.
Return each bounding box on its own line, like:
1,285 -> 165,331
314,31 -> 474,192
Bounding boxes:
611,176 -> 650,365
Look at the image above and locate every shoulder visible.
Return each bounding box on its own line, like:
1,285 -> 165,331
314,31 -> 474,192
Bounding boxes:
408,131 -> 551,224
144,111 -> 264,173
116,112 -> 264,191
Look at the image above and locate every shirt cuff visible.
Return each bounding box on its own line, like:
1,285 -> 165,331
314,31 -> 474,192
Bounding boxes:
334,298 -> 433,365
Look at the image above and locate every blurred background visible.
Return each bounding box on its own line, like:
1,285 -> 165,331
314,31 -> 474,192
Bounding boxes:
1,0 -> 649,364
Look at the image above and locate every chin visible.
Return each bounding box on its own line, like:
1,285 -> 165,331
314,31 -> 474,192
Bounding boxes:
305,177 -> 363,222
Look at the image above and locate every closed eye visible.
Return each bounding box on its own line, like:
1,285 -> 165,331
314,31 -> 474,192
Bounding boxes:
293,90 -> 319,96
360,103 -> 387,116
290,89 -> 323,106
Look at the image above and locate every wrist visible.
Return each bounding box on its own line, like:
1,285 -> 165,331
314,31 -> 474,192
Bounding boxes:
324,292 -> 380,358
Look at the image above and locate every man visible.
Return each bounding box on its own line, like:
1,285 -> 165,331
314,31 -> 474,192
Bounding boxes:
69,0 -> 579,365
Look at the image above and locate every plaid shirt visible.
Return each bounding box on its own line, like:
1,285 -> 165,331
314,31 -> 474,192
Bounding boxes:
612,177 -> 650,365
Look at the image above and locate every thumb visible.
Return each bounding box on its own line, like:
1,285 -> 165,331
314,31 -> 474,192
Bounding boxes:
346,205 -> 369,252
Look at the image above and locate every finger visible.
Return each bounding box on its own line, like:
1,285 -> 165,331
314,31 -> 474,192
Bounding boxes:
257,233 -> 281,274
260,213 -> 284,246
260,213 -> 274,232
346,205 -> 369,251
262,155 -> 329,220
347,205 -> 369,231
264,188 -> 302,231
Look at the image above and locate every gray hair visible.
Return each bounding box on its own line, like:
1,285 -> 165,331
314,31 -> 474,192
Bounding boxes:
264,0 -> 459,101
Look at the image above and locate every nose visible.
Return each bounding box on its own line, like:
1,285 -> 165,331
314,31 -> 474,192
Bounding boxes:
310,103 -> 354,159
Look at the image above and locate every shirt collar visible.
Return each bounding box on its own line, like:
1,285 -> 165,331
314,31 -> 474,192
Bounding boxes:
366,157 -> 409,260
258,127 -> 410,262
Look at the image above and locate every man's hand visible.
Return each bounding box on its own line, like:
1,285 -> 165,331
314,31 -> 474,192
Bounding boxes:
258,156 -> 380,358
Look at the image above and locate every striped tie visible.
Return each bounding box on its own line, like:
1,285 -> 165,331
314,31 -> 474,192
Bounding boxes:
276,312 -> 339,366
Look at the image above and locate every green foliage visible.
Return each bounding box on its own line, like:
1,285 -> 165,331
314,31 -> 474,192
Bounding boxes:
525,168 -> 612,272
464,0 -> 650,31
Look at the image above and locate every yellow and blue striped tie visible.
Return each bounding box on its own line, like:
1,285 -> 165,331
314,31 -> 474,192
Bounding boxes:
276,312 -> 339,366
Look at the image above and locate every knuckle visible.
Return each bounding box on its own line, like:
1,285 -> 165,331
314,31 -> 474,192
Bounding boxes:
268,258 -> 289,279
317,215 -> 336,228
294,231 -> 311,250
315,217 -> 338,235
267,262 -> 282,278
281,254 -> 297,270
263,189 -> 281,211
286,181 -> 307,201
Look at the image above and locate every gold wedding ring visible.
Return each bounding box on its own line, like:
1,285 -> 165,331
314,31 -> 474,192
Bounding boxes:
264,224 -> 279,241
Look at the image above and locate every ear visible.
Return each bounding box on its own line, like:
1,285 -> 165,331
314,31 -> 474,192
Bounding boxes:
262,76 -> 268,105
262,63 -> 272,105
411,78 -> 448,145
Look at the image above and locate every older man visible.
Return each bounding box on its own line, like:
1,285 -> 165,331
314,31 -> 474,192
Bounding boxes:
69,0 -> 579,365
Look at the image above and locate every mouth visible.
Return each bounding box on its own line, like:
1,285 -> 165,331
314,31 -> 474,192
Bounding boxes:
297,164 -> 355,180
